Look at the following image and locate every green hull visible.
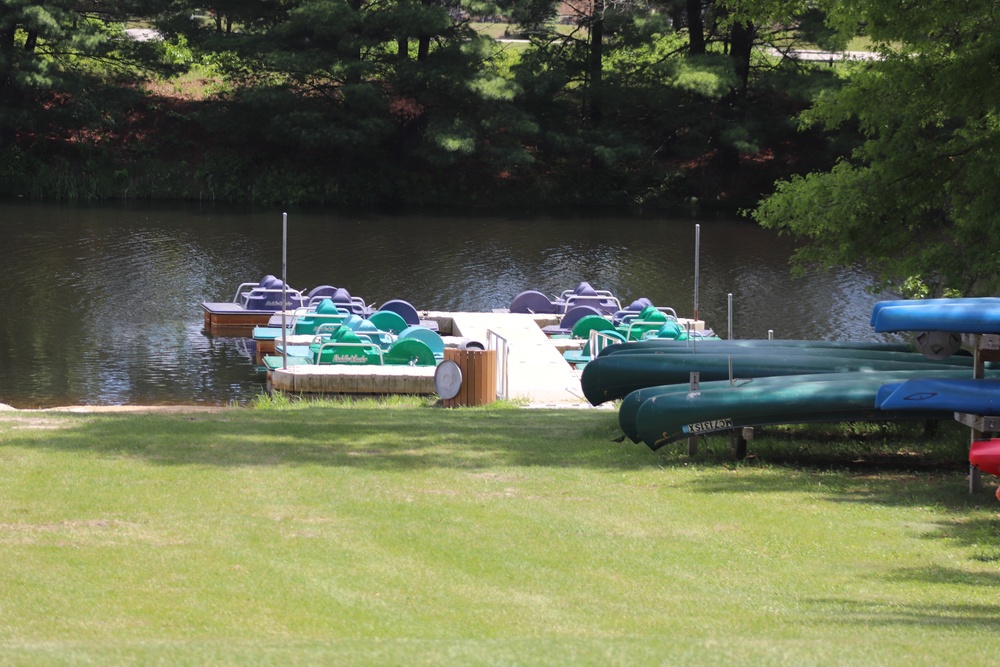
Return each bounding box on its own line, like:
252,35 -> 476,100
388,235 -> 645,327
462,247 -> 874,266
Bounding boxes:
633,376 -> 952,450
597,339 -> 918,357
594,345 -> 975,366
581,352 -> 979,405
618,368 -> 993,444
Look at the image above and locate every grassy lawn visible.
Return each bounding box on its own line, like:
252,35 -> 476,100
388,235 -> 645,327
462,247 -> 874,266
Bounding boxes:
0,402 -> 997,665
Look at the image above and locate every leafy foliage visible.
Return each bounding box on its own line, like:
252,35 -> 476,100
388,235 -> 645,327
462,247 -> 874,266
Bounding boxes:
754,0 -> 1000,295
0,0 -> 854,208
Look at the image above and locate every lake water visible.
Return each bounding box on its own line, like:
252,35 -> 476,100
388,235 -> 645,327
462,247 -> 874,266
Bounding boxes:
0,201 -> 897,408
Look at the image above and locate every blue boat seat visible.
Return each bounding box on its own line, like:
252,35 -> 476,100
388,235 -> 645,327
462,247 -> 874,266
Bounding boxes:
379,299 -> 421,326
542,305 -> 604,335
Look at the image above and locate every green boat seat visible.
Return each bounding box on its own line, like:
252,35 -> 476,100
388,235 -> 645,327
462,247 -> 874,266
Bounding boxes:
571,314 -> 616,340
384,338 -> 437,366
311,326 -> 382,365
398,326 -> 445,358
369,310 -> 408,335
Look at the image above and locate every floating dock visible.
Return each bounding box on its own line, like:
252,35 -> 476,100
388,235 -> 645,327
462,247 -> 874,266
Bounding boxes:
266,311 -> 707,406
449,312 -> 586,405
202,302 -> 275,335
269,363 -> 438,395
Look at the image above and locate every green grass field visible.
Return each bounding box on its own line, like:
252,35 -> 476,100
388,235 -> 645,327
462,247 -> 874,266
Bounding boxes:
0,402 -> 996,665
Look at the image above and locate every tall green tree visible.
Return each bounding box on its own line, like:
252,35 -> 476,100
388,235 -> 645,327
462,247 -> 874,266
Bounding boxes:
164,0 -> 537,200
753,0 -> 1000,296
0,1 -> 175,148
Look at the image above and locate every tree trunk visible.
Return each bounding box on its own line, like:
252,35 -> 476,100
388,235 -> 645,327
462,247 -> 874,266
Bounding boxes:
346,0 -> 363,83
0,26 -> 16,148
1,26 -> 15,51
729,19 -> 753,97
417,0 -> 431,62
668,2 -> 683,31
686,0 -> 704,55
588,0 -> 604,124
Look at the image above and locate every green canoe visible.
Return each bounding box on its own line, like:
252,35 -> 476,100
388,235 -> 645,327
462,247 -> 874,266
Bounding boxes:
618,368 -> 994,444
580,351 -> 980,405
633,376 -> 952,450
596,338 -> 920,358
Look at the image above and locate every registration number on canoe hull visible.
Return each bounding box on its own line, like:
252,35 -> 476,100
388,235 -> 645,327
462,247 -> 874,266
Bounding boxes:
683,418 -> 734,434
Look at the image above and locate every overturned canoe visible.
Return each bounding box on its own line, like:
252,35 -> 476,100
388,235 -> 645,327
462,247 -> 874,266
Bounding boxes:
581,351 -> 978,405
618,368 -> 991,444
633,377 -> 950,450
597,339 -> 917,358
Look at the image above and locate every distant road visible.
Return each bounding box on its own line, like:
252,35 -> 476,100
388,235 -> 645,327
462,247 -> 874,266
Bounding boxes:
767,48 -> 881,62
124,28 -> 161,42
122,28 -> 878,62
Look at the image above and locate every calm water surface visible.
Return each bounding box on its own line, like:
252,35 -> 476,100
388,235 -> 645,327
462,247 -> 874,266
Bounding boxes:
0,201 -> 896,408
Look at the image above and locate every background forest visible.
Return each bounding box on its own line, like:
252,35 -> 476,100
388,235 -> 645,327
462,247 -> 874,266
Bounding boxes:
0,0 -> 854,209
2,0 -> 998,295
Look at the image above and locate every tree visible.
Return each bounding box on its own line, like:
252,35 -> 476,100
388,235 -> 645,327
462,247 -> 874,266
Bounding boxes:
163,0 -> 538,201
752,0 -> 1000,296
0,1 -> 177,149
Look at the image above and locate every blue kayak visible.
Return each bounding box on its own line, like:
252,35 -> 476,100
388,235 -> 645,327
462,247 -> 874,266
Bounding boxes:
870,298 -> 1000,326
871,301 -> 1000,334
875,378 -> 1000,415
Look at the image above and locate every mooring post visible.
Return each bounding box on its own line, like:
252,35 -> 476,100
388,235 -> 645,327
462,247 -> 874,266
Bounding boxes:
693,224 -> 700,324
970,340 -> 984,494
728,293 -> 733,340
281,212 -> 288,371
688,371 -> 699,456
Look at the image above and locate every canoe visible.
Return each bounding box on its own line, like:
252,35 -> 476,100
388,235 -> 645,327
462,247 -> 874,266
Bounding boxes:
592,344 -> 974,366
875,378 -> 1000,415
580,351 -> 982,405
597,339 -> 917,358
634,377 -> 950,450
872,302 -> 1000,334
618,368 -> 993,444
970,439 -> 1000,477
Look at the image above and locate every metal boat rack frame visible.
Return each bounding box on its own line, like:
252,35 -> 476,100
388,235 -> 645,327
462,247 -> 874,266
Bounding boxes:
958,333 -> 1000,493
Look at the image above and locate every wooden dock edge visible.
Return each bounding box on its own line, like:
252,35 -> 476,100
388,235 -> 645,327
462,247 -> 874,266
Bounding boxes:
270,364 -> 437,395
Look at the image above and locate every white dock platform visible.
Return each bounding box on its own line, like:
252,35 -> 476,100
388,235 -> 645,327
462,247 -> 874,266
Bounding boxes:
447,312 -> 589,406
270,363 -> 437,395
263,310 -> 712,408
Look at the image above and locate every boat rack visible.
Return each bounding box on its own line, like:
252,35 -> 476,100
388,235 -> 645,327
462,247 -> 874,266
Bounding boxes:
957,333 -> 1000,493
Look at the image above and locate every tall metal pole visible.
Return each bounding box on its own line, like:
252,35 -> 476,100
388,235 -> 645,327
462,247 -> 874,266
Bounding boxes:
728,292 -> 733,340
281,212 -> 288,370
693,224 -> 700,323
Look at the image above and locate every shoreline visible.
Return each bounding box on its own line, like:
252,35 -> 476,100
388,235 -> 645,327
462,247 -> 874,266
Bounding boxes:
0,403 -> 230,414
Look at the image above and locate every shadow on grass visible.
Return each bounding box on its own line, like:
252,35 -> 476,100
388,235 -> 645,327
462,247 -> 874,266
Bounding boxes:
654,418 -> 973,472
804,595 -> 1000,629
4,407 -> 652,470
9,406 -> 1000,556
673,423 -> 1000,558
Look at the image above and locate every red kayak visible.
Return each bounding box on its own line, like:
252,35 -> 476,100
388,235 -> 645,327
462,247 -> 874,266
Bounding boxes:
970,439 -> 1000,477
